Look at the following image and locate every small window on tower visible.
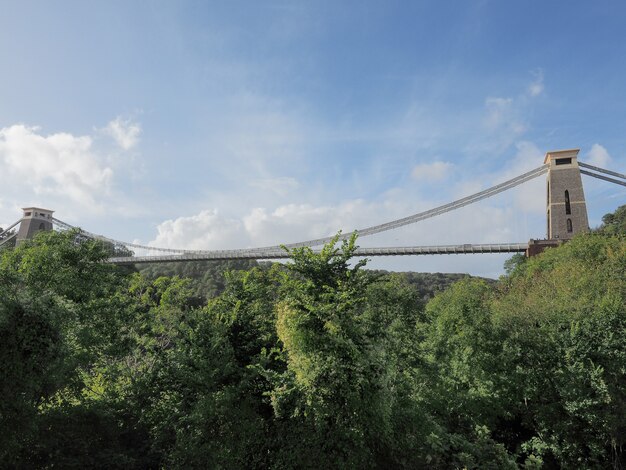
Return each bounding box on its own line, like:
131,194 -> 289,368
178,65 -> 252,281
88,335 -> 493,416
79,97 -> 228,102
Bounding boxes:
555,158 -> 572,165
567,219 -> 573,233
24,212 -> 32,216
565,190 -> 571,215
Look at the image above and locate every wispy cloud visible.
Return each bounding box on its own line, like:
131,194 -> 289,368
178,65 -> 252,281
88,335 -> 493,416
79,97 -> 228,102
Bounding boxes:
527,69 -> 544,97
469,71 -> 546,157
484,97 -> 520,131
585,143 -> 612,167
250,176 -> 300,196
101,116 -> 141,150
411,161 -> 454,182
141,71 -> 557,277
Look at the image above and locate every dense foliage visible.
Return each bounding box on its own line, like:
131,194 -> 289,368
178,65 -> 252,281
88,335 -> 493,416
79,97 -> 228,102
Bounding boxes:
137,261 -> 469,303
138,259 -> 258,300
1,206 -> 624,468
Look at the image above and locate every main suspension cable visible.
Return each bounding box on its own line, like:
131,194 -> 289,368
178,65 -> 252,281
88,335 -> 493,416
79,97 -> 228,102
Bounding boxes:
0,232 -> 17,247
1,219 -> 22,235
53,164 -> 549,255
578,162 -> 625,180
266,164 -> 548,249
580,169 -> 626,187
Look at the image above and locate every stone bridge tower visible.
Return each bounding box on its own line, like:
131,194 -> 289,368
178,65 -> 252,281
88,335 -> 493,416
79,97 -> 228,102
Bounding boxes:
545,149 -> 589,240
16,207 -> 54,244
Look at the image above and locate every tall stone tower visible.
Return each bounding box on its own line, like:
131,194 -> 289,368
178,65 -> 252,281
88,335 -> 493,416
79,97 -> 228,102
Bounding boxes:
545,149 -> 589,239
16,207 -> 54,243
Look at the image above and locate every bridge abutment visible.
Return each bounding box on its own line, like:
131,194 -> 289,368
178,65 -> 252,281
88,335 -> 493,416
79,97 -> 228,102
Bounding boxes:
526,238 -> 562,257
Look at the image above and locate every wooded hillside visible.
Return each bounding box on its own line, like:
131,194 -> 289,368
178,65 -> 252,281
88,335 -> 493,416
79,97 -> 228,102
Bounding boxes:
1,206 -> 624,468
137,260 -> 480,303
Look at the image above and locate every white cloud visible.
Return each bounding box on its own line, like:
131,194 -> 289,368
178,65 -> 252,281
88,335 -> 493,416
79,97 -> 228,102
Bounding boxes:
411,161 -> 454,182
149,201 -> 377,251
585,143 -> 612,167
0,124 -> 113,204
149,210 -> 246,250
145,192 -> 542,278
102,116 -> 141,150
144,140 -> 553,276
148,177 -> 542,248
242,201 -> 373,246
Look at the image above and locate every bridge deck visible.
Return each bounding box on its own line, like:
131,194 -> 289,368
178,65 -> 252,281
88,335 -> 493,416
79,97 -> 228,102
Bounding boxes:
7,160 -> 622,264
108,243 -> 529,264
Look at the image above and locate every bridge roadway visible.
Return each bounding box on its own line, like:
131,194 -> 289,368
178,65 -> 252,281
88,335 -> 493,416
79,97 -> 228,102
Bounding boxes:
108,242 -> 529,264
56,161 -> 623,264
7,159 -> 619,264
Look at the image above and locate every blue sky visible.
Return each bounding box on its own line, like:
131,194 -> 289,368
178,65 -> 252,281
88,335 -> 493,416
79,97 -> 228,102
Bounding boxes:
1,1 -> 624,276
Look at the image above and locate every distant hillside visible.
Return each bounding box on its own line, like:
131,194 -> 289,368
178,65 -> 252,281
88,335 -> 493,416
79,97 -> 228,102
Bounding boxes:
137,257 -> 488,303
368,270 -> 495,302
138,259 -> 258,300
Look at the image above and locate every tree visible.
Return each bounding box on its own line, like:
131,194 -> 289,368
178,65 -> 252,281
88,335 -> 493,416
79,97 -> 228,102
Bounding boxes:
267,235 -> 426,468
492,233 -> 626,467
3,216 -> 624,468
597,204 -> 626,236
418,279 -> 517,468
0,230 -> 132,464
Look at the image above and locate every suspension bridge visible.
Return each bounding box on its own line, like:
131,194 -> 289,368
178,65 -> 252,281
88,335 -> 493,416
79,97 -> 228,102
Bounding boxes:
1,149 -> 624,264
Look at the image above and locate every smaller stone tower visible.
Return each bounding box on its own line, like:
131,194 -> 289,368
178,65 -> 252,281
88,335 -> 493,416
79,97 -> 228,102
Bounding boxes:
16,207 -> 54,244
545,149 -> 589,239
